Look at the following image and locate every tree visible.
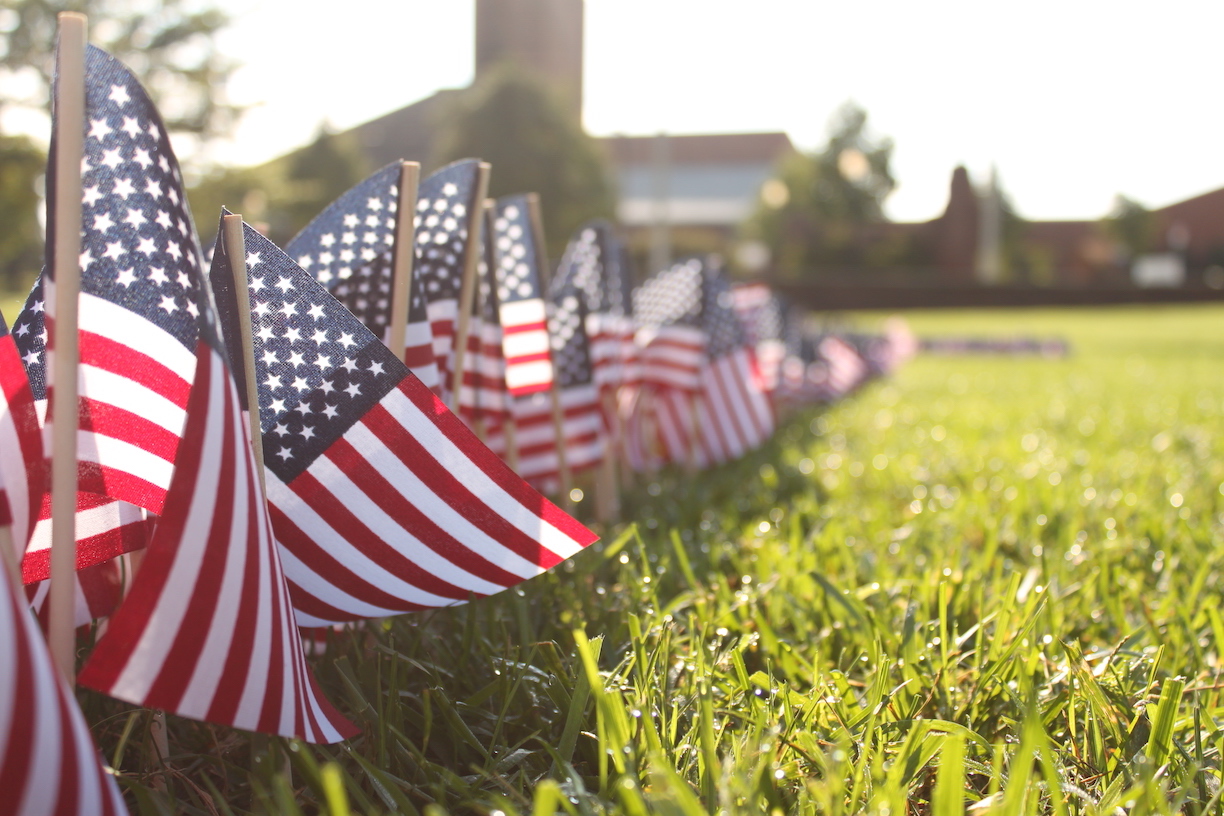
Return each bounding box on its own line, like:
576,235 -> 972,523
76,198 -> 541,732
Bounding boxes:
1102,194 -> 1156,259
744,102 -> 897,277
0,135 -> 45,291
0,0 -> 240,153
430,65 -> 616,264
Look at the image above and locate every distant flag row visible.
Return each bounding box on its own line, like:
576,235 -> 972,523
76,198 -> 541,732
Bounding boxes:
1,27 -> 914,805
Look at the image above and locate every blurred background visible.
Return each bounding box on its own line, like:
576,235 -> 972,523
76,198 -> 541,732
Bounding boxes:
3,0 -> 1224,308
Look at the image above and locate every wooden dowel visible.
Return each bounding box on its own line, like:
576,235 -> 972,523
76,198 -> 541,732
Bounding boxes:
387,161 -> 420,364
448,162 -> 491,415
48,11 -> 87,685
0,526 -> 22,599
222,214 -> 265,490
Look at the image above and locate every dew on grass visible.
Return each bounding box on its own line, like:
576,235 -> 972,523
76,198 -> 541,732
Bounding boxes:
1036,514 -> 1048,526
798,457 -> 814,474
647,482 -> 662,496
1170,493 -> 1184,507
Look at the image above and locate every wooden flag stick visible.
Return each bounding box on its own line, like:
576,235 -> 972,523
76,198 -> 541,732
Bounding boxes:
387,161 -> 420,364
448,162 -> 491,415
222,214 -> 265,489
0,526 -> 22,599
524,193 -> 573,508
48,11 -> 87,685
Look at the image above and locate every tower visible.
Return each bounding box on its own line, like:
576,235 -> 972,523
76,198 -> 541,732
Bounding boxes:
475,0 -> 584,121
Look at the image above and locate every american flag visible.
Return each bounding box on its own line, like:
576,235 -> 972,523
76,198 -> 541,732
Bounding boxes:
490,195 -> 553,397
812,334 -> 869,401
556,221 -> 637,394
1,553 -> 129,816
412,160 -> 486,404
11,278 -> 153,586
633,258 -> 706,392
210,221 -> 597,627
44,45 -> 204,517
730,283 -> 790,402
284,162 -> 441,390
630,259 -> 773,468
458,213 -> 509,428
0,310 -> 45,555
78,299 -> 356,743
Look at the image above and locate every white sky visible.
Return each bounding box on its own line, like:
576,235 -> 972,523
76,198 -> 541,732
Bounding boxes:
204,0 -> 1224,222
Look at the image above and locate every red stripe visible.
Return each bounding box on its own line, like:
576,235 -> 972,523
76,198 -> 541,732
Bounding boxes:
77,460 -> 166,515
79,328 -> 191,407
502,321 -> 547,335
78,396 -> 181,460
0,587 -> 36,807
505,350 -> 552,366
396,380 -> 597,546
21,512 -> 149,583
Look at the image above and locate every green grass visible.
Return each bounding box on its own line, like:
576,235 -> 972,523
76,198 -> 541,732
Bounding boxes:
78,303 -> 1224,814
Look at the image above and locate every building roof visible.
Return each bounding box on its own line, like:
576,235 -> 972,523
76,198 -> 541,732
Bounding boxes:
600,132 -> 795,166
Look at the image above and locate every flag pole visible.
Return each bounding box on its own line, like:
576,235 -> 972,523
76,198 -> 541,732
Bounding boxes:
448,162 -> 491,415
525,194 -> 573,508
222,214 -> 265,490
0,526 -> 21,599
387,161 -> 420,365
48,11 -> 87,685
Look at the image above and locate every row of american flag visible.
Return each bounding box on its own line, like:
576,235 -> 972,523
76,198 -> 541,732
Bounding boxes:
0,40 -> 915,812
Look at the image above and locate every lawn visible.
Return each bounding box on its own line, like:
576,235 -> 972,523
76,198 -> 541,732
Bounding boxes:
82,303 -> 1224,814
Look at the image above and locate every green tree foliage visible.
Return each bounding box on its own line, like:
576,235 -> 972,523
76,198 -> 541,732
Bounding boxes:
745,102 -> 897,277
430,65 -> 616,264
1102,194 -> 1156,259
0,135 -> 45,291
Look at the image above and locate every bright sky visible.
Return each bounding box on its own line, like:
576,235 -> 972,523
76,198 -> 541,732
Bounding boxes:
207,0 -> 1224,223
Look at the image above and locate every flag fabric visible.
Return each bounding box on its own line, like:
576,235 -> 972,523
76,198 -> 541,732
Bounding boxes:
490,196 -> 553,397
0,554 -> 129,816
813,334 -> 869,401
633,259 -> 706,392
78,291 -> 356,743
13,274 -> 156,584
412,160 -> 485,403
284,163 -> 441,391
25,555 -> 129,629
44,45 -> 205,517
462,218 -> 510,427
210,221 -> 598,627
0,310 -> 46,557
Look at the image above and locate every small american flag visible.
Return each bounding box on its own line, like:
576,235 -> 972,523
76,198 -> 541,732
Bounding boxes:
457,213 -> 509,427
44,45 -> 204,517
78,330 -> 357,743
813,335 -> 869,401
285,163 -> 441,390
210,221 -> 597,627
490,196 -> 553,396
633,258 -> 706,392
1,553 -> 129,816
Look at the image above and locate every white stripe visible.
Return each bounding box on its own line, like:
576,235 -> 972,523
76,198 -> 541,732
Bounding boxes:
503,330 -> 550,357
280,547 -> 442,624
500,298 -> 546,327
506,360 -> 553,390
75,430 -> 174,489
80,362 -> 188,433
0,411 -> 31,550
79,290 -> 197,377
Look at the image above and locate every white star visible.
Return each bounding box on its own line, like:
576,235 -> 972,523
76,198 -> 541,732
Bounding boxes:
155,210 -> 172,229
322,404 -> 339,419
369,361 -> 385,377
249,275 -> 266,293
344,382 -> 361,397
311,328 -> 328,344
261,349 -> 279,365
337,332 -> 356,348
300,425 -> 316,441
269,398 -> 286,414
121,116 -> 142,138
137,237 -> 158,256
108,84 -> 130,105
132,148 -> 152,169
100,148 -> 123,169
88,119 -> 112,139
278,302 -> 297,318
157,153 -> 169,172
79,249 -> 95,270
22,350 -> 39,367
273,422 -> 291,437
82,186 -> 103,206
144,178 -> 163,199
339,249 -> 355,263
168,187 -> 179,205
165,242 -> 182,261
91,212 -> 114,232
284,326 -> 302,342
318,251 -> 334,265
287,350 -> 305,368
342,359 -> 359,373
341,231 -> 356,245
112,178 -> 136,199
276,277 -> 294,293
31,300 -> 43,314
159,295 -> 178,314
177,270 -> 191,288
320,233 -> 335,247
186,300 -> 199,318
293,402 -> 311,415
292,376 -> 310,392
298,255 -> 314,270
442,182 -> 458,197
148,267 -> 169,285
277,447 -> 293,461
366,197 -> 383,211
257,325 -> 276,341
364,214 -> 380,228
246,251 -> 261,268
123,209 -> 147,229
307,304 -> 326,321
12,322 -> 28,338
253,301 -> 270,317
343,214 -> 359,227
319,380 -> 335,395
103,241 -> 125,261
